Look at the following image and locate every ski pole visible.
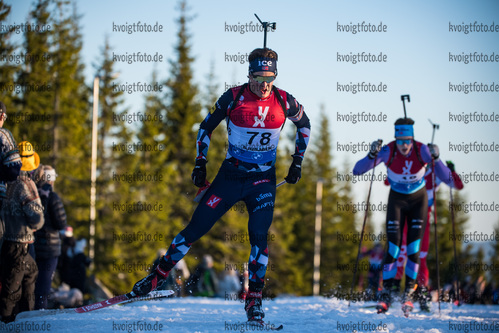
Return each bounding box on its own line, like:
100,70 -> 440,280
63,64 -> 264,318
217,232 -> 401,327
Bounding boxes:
429,119 -> 441,315
449,185 -> 461,306
401,95 -> 410,118
428,119 -> 439,145
254,14 -> 276,49
348,139 -> 382,307
431,158 -> 442,315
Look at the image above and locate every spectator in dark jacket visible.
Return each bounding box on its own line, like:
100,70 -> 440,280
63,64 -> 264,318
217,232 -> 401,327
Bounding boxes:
0,101 -> 22,255
34,165 -> 67,309
0,141 -> 44,323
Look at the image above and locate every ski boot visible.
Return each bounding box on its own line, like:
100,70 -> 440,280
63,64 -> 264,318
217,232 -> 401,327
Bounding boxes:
417,285 -> 432,312
376,288 -> 394,314
401,286 -> 417,317
132,260 -> 170,296
401,301 -> 414,317
245,291 -> 265,321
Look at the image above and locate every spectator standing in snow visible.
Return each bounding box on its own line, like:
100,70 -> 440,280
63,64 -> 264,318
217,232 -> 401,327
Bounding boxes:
0,101 -> 22,257
34,165 -> 67,309
0,141 -> 44,323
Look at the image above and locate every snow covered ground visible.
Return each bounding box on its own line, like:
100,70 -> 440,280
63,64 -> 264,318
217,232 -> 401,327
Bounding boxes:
4,296 -> 499,333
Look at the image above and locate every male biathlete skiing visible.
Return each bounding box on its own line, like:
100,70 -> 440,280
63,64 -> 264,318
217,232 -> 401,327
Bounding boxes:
353,117 -> 454,315
132,48 -> 311,323
393,161 -> 464,312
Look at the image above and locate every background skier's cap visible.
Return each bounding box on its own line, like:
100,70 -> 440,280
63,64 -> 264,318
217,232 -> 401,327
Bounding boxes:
394,117 -> 414,138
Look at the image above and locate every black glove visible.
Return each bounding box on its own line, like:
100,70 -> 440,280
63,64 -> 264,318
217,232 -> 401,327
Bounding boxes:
285,156 -> 302,184
191,159 -> 207,188
446,160 -> 455,172
368,140 -> 383,159
428,143 -> 439,160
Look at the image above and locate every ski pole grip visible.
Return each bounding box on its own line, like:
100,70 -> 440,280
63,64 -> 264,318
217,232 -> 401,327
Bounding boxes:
376,139 -> 383,154
401,95 -> 410,102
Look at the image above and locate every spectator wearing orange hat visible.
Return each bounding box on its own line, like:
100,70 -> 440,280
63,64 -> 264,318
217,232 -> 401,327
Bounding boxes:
0,141 -> 44,323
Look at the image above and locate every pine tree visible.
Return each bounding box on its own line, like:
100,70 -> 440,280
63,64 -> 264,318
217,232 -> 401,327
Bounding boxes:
93,37 -> 127,167
14,0 -> 52,143
15,1 -> 91,240
312,110 -> 358,297
269,121 -> 314,295
112,68 -> 179,293
427,188 -> 469,295
0,0 -> 19,115
162,0 -> 203,261
47,1 -> 91,239
90,36 -> 139,293
202,61 -> 226,175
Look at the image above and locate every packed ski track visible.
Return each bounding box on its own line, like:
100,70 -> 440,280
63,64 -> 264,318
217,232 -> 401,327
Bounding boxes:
6,296 -> 499,333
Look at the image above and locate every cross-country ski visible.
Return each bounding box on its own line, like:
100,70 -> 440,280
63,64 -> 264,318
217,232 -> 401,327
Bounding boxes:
14,290 -> 174,320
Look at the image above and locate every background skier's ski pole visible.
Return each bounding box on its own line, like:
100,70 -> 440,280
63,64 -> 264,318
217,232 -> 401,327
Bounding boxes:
401,95 -> 410,118
348,139 -> 382,307
429,119 -> 441,315
449,183 -> 461,306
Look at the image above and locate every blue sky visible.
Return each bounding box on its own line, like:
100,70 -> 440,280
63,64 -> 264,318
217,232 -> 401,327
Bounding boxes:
5,0 -> 499,238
